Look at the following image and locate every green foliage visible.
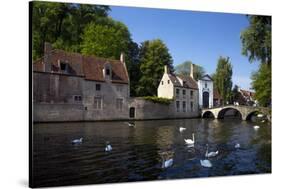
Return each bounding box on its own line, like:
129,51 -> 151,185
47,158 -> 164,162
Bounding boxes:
175,61 -> 205,80
241,15 -> 271,65
81,18 -> 131,59
136,39 -> 174,96
251,63 -> 271,107
213,56 -> 233,104
32,1 -> 110,60
143,96 -> 173,105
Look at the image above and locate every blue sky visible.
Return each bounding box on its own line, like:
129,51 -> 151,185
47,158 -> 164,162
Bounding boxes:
109,6 -> 259,90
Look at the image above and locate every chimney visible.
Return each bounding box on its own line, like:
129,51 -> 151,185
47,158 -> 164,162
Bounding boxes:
190,63 -> 194,79
43,42 -> 52,72
164,65 -> 169,74
120,52 -> 125,63
44,42 -> 52,55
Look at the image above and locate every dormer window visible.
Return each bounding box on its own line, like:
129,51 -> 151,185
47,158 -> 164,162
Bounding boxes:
183,81 -> 186,85
106,68 -> 110,75
168,80 -> 170,84
103,63 -> 112,80
161,81 -> 164,85
60,63 -> 67,71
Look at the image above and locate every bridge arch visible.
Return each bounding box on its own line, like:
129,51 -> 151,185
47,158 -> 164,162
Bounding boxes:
217,107 -> 242,119
202,111 -> 215,118
245,110 -> 263,121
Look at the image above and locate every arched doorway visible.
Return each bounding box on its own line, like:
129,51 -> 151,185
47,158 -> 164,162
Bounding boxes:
129,107 -> 135,118
203,91 -> 209,108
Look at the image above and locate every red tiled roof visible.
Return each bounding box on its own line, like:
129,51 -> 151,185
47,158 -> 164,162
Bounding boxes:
239,89 -> 255,98
33,49 -> 129,84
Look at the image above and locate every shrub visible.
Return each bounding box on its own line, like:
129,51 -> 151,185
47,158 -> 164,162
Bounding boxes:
143,96 -> 173,105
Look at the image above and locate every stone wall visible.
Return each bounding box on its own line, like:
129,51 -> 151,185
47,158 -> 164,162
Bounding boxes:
128,98 -> 200,120
33,103 -> 84,122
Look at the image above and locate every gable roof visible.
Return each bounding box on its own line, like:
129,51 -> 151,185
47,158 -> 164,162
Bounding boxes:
177,75 -> 198,89
200,74 -> 213,81
167,74 -> 182,87
33,49 -> 129,84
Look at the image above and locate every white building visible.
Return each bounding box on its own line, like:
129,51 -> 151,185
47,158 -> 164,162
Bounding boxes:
197,74 -> 214,108
157,65 -> 199,114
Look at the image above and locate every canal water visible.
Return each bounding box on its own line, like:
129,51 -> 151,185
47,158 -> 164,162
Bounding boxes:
32,118 -> 271,187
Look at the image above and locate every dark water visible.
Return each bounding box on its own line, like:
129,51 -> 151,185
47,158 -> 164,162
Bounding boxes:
32,118 -> 271,187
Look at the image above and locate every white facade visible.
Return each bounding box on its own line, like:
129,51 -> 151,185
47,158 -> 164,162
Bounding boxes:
198,75 -> 213,108
157,65 -> 199,115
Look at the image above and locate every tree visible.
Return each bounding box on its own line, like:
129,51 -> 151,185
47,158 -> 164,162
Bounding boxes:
136,39 -> 174,96
213,56 -> 233,105
241,15 -> 271,65
32,1 -> 110,60
175,61 -> 205,80
241,15 -> 272,107
251,63 -> 271,106
81,18 -> 132,59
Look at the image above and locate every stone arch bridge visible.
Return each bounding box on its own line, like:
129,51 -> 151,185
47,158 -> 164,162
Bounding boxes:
202,105 -> 271,121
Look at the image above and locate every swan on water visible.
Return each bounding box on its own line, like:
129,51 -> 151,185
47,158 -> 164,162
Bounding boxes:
161,153 -> 173,168
205,144 -> 219,158
71,138 -> 83,144
105,141 -> 112,152
253,125 -> 260,130
257,114 -> 264,118
184,133 -> 195,145
126,122 -> 135,127
235,143 -> 240,149
179,127 -> 186,132
200,159 -> 212,168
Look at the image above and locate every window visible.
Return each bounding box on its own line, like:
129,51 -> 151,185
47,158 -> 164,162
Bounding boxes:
205,82 -> 208,88
116,85 -> 123,92
183,81 -> 186,85
168,80 -> 170,84
94,97 -> 102,110
190,101 -> 193,112
183,90 -> 186,96
190,90 -> 194,99
74,95 -> 82,102
116,98 -> 123,110
183,101 -> 186,112
106,68 -> 110,75
176,88 -> 180,98
96,84 -> 101,91
161,81 -> 164,85
176,101 -> 180,112
60,63 -> 67,71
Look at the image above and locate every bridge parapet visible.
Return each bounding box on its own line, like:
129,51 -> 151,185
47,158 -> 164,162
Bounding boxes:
201,105 -> 270,121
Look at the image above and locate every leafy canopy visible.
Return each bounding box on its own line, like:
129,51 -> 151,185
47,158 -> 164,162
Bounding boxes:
136,39 -> 174,96
241,15 -> 271,65
213,56 -> 233,104
251,63 -> 271,106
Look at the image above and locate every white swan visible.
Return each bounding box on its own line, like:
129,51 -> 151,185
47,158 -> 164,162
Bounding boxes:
184,133 -> 195,145
126,122 -> 135,127
200,159 -> 212,168
179,127 -> 186,132
253,125 -> 260,130
71,138 -> 83,144
162,158 -> 173,168
105,141 -> 112,152
235,143 -> 240,149
205,144 -> 219,158
257,114 -> 264,118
